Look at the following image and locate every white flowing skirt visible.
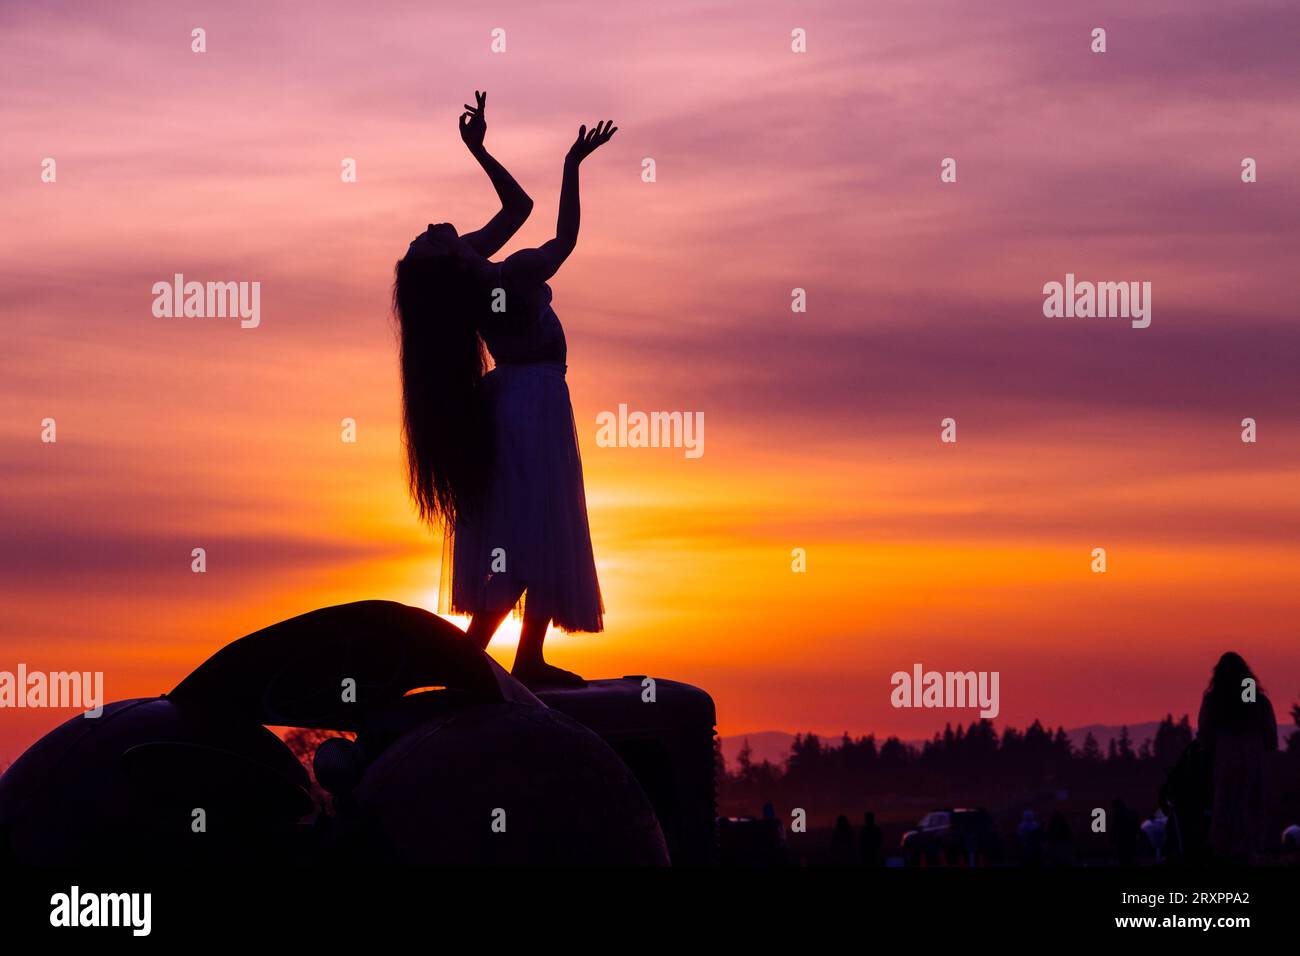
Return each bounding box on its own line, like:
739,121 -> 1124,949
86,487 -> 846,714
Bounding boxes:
439,361 -> 604,632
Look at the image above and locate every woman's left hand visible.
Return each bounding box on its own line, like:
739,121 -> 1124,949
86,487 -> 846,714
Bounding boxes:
565,120 -> 617,164
459,90 -> 487,150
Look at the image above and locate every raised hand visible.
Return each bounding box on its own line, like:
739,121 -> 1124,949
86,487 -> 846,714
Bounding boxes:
459,90 -> 487,151
565,120 -> 617,164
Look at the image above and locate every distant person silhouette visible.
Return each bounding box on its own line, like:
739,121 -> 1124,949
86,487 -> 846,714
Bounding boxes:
859,811 -> 884,866
1196,651 -> 1278,861
1044,810 -> 1074,866
394,92 -> 617,686
760,802 -> 788,864
1111,798 -> 1140,866
1140,809 -> 1167,864
830,814 -> 856,865
1017,809 -> 1044,866
1159,735 -> 1214,862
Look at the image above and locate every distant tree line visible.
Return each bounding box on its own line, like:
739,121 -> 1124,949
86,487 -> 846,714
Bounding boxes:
722,702 -> 1300,826
718,714 -> 1248,820
732,715 -> 1199,792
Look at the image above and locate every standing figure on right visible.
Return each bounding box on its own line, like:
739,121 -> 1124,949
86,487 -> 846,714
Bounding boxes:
1196,651 -> 1278,862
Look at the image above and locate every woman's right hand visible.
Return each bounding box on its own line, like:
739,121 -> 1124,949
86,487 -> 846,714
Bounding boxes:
459,90 -> 487,151
565,120 -> 617,164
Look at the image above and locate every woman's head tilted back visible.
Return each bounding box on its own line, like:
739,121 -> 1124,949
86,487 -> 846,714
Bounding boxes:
1204,651 -> 1260,733
393,224 -> 492,526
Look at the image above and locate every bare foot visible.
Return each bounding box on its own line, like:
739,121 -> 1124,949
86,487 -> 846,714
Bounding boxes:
512,660 -> 587,687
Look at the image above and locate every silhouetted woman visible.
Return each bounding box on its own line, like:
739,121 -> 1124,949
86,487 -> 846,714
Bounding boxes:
394,91 -> 615,685
1196,652 -> 1278,861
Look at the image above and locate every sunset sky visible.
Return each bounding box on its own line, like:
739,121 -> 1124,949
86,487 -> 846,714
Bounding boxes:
2,0 -> 1299,762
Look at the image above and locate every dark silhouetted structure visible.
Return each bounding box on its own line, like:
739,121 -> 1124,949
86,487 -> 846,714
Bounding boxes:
0,601 -> 714,866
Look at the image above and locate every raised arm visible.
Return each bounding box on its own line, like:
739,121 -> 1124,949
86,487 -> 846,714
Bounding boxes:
500,120 -> 617,287
457,91 -> 534,258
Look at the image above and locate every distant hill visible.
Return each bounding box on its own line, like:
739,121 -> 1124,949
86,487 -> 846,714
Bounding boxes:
719,722 -> 1297,771
719,731 -> 796,769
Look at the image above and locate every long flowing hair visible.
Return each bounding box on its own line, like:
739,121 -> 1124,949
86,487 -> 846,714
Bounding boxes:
393,254 -> 490,527
1203,651 -> 1260,733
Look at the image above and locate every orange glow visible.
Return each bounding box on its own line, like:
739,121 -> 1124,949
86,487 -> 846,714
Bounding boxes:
4,0 -> 1300,763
